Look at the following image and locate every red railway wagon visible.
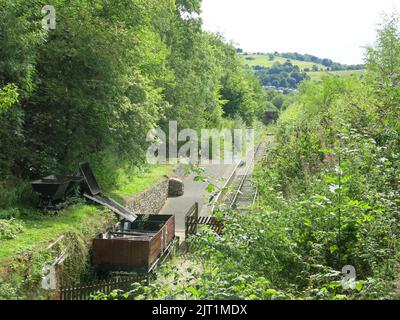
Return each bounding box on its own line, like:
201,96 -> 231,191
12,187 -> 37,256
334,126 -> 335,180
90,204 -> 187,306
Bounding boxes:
92,215 -> 175,272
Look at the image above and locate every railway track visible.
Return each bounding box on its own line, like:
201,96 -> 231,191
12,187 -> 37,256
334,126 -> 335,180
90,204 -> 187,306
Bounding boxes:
227,136 -> 272,212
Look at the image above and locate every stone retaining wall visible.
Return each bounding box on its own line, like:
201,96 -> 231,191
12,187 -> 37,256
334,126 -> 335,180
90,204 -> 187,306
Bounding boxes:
123,164 -> 189,215
124,179 -> 169,215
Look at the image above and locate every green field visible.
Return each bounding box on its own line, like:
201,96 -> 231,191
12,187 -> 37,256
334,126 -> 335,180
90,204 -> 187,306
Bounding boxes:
241,53 -> 365,80
241,53 -> 327,71
307,69 -> 365,80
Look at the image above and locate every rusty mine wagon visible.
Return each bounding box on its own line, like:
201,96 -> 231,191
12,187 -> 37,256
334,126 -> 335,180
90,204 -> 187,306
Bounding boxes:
92,214 -> 176,273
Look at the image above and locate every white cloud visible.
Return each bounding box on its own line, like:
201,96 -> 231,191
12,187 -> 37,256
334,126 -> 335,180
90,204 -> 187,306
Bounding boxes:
201,0 -> 398,64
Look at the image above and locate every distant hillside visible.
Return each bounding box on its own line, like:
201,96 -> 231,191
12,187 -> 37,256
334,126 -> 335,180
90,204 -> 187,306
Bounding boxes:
278,52 -> 364,71
239,51 -> 365,89
308,69 -> 365,81
241,52 -> 364,71
242,53 -> 327,71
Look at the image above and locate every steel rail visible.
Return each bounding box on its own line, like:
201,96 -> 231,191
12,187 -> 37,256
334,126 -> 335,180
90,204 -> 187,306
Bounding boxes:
230,142 -> 263,209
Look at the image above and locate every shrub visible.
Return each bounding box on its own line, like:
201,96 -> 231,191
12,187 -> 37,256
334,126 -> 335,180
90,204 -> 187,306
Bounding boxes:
0,219 -> 24,240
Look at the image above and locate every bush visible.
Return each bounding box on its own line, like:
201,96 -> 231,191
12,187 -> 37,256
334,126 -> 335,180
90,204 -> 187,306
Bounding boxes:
0,208 -> 21,220
0,219 -> 24,240
0,182 -> 38,211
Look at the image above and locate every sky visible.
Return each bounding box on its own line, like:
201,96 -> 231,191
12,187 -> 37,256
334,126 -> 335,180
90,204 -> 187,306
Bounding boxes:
201,0 -> 398,64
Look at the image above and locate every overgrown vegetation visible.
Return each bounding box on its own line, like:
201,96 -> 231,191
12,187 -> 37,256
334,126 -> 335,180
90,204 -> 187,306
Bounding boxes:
1,0 -> 399,301
0,206 -> 115,299
242,16 -> 397,300
0,1 -> 268,298
104,14 -> 400,301
253,60 -> 310,89
0,0 -> 267,183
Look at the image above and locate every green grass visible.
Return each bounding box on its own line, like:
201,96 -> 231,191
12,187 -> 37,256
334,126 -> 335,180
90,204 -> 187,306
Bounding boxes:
241,53 -> 327,71
241,54 -> 365,80
0,164 -> 173,267
307,69 -> 365,80
0,205 -> 108,264
112,165 -> 173,197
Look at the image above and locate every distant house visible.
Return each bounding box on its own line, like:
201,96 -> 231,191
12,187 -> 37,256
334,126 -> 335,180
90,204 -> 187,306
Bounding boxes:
263,85 -> 297,94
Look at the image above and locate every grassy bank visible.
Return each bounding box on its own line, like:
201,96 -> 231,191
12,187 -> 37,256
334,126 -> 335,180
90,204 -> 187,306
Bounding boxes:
112,165 -> 173,197
0,205 -> 113,264
0,164 -> 173,299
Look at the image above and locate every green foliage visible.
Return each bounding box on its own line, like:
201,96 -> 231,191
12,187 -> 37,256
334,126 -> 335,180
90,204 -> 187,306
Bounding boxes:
254,60 -> 310,89
366,13 -> 400,113
0,84 -> 18,112
0,0 -> 266,181
0,88 -> 23,180
3,1 -> 397,302
0,219 -> 24,240
279,52 -> 364,71
271,95 -> 285,109
103,16 -> 400,301
242,52 -> 328,71
0,0 -> 45,97
0,206 -> 115,299
242,52 -> 365,85
0,181 -> 38,217
248,18 -> 400,298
